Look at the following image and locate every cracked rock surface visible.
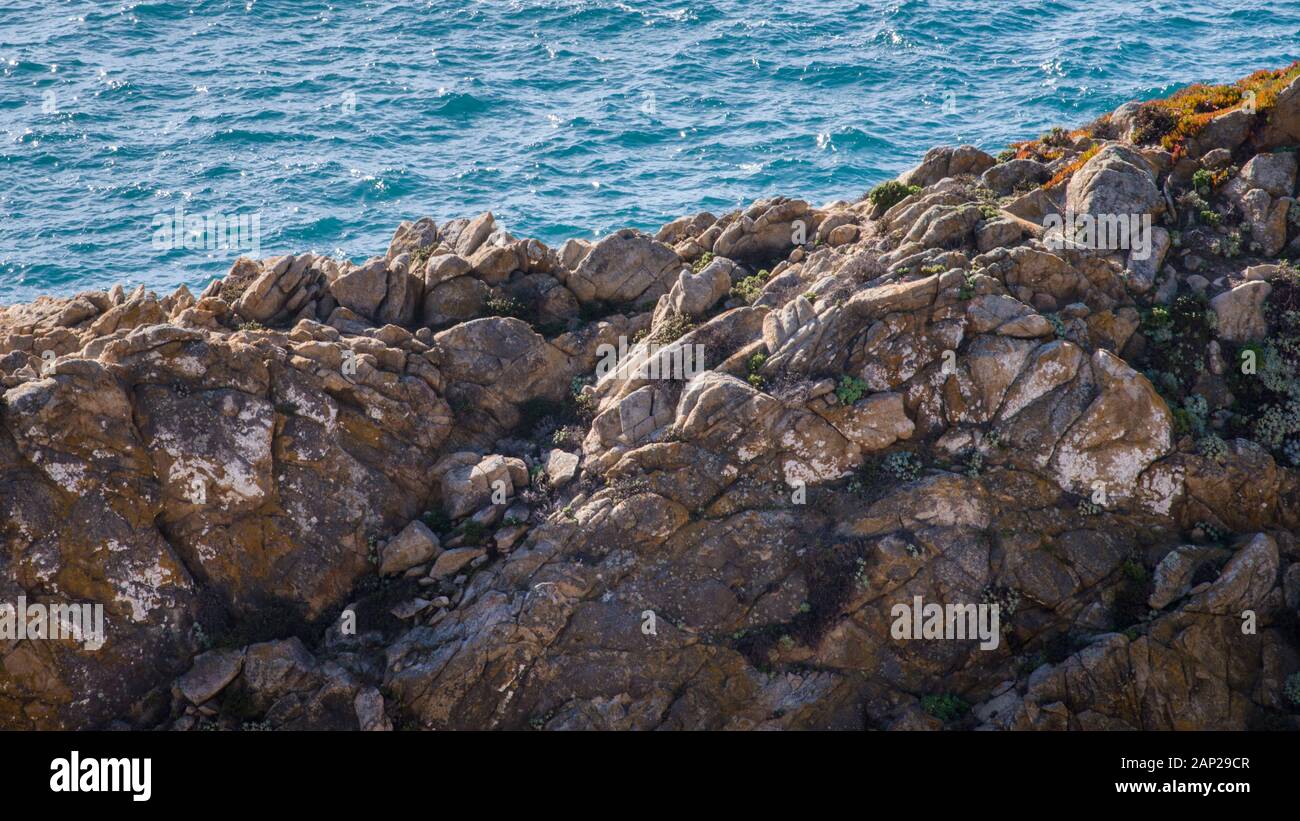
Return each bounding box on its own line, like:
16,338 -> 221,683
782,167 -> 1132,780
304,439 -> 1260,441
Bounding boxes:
3,66 -> 1300,730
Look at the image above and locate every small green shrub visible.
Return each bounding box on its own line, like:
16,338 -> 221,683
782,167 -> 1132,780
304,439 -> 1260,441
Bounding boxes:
883,451 -> 922,482
981,584 -> 1021,619
1046,312 -> 1066,339
1139,296 -> 1217,406
1198,433 -> 1229,464
1112,558 -> 1151,626
1191,168 -> 1214,197
730,268 -> 770,303
608,474 -> 651,502
1173,394 -> 1209,436
958,271 -> 979,300
835,375 -> 867,405
867,180 -> 922,211
746,351 -> 767,389
647,312 -> 696,345
1193,520 -> 1227,543
551,425 -> 583,449
485,294 -> 528,319
920,693 -> 970,723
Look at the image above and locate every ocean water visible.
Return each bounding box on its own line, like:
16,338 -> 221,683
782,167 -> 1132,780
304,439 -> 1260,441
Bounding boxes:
1,0 -> 1297,303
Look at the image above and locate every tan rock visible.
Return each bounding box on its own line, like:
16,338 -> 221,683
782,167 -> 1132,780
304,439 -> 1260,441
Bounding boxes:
379,521 -> 442,576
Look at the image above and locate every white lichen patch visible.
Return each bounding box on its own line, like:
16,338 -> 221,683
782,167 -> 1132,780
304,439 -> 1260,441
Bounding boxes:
1136,461 -> 1185,516
42,460 -> 88,494
113,557 -> 169,623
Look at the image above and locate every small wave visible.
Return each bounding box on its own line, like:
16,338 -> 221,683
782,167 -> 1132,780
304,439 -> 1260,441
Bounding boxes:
430,92 -> 494,118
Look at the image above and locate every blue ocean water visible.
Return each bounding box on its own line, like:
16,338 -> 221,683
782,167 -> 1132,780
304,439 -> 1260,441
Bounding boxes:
1,0 -> 1297,303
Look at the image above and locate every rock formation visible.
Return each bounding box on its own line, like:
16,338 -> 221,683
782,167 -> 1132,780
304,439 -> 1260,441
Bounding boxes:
3,65 -> 1300,731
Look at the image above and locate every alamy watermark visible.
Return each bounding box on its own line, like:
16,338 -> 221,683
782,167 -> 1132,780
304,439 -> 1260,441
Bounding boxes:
50,751 -> 151,801
595,335 -> 705,382
0,597 -> 104,650
151,204 -> 261,257
1042,210 -> 1152,260
890,595 -> 1000,650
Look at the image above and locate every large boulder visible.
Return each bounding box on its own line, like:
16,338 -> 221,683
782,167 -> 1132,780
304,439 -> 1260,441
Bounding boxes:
900,145 -> 996,189
1064,144 -> 1162,224
1048,350 -> 1173,504
652,257 -> 734,325
232,254 -> 325,326
1210,280 -> 1271,342
712,198 -> 813,263
565,229 -> 682,307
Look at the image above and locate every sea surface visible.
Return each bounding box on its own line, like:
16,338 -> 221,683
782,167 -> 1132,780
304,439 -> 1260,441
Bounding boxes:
1,0 -> 1298,303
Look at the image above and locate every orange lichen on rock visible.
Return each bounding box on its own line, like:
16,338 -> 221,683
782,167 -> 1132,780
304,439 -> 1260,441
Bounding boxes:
1042,144 -> 1100,190
1131,61 -> 1300,156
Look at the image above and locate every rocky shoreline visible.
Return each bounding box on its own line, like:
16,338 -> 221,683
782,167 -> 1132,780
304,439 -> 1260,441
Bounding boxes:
3,65 -> 1300,730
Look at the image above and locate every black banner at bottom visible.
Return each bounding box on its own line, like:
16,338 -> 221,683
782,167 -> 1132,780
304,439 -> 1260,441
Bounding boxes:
1,730 -> 1288,809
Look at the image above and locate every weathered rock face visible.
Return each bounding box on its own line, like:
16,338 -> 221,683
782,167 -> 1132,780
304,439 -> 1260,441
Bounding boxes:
1065,144 -> 1162,222
977,533 -> 1289,730
901,145 -> 996,189
564,229 -> 682,307
712,198 -> 815,263
3,65 -> 1300,732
